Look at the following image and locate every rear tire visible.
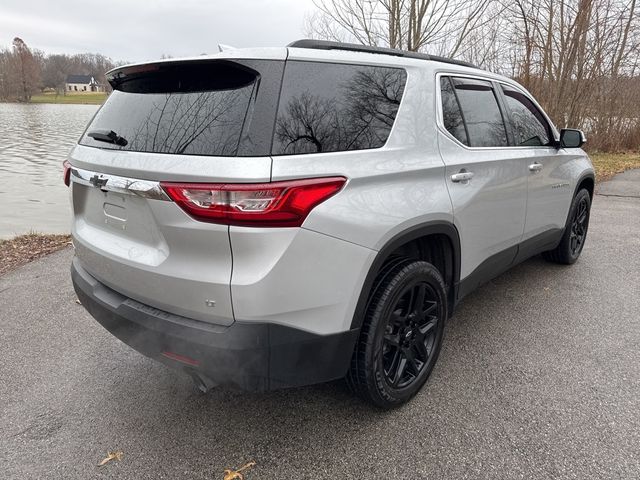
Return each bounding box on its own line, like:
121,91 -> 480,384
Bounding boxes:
347,259 -> 447,409
543,188 -> 591,265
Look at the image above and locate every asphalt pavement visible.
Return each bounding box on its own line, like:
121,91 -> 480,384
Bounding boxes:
1,172 -> 639,479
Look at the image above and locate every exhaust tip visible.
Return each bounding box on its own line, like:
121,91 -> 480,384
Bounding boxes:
186,369 -> 217,393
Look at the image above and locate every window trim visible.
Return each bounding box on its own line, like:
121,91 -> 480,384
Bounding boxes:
435,71 -> 558,151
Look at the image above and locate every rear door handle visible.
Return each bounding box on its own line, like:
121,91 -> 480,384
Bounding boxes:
451,171 -> 474,183
529,162 -> 543,172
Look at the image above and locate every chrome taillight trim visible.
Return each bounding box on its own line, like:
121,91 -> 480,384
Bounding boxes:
70,166 -> 170,201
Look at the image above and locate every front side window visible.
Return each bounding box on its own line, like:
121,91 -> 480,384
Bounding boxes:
501,85 -> 552,146
446,77 -> 509,147
272,62 -> 407,155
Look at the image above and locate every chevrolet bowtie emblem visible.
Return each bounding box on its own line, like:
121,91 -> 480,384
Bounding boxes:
89,174 -> 108,189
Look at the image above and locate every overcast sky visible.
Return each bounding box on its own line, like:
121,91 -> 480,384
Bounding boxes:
0,0 -> 316,62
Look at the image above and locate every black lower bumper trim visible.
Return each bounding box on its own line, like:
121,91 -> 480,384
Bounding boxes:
71,258 -> 359,392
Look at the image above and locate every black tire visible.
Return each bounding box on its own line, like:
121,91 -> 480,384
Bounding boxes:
347,259 -> 447,409
543,188 -> 591,265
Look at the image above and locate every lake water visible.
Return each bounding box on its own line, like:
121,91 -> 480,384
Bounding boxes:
0,103 -> 99,239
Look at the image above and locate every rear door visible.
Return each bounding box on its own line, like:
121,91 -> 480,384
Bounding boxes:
437,75 -> 528,297
69,56 -> 285,326
497,83 -> 574,247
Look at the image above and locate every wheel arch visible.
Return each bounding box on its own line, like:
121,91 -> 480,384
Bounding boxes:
575,171 -> 595,200
349,221 -> 461,329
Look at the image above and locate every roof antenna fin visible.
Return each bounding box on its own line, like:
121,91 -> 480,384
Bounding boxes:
218,44 -> 236,52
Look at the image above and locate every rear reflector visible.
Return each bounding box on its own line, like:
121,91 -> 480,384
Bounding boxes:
161,177 -> 346,227
161,351 -> 200,366
63,160 -> 71,187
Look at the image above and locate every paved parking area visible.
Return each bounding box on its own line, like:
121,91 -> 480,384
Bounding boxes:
1,176 -> 639,479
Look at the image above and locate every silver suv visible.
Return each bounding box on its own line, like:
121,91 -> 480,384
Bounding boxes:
67,40 -> 594,408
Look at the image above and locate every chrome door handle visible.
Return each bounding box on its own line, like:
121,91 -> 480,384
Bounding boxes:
529,162 -> 543,172
451,171 -> 474,183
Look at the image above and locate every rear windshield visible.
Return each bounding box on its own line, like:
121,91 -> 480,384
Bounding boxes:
79,60 -> 283,156
272,62 -> 407,155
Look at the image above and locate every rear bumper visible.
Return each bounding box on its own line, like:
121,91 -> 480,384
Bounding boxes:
72,258 -> 359,392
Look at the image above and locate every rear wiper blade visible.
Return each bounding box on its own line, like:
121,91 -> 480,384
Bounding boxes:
87,129 -> 128,147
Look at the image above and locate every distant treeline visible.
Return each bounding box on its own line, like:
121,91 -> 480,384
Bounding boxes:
0,37 -> 124,102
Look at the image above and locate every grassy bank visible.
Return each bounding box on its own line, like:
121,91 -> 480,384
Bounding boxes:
0,233 -> 71,276
29,92 -> 107,105
590,151 -> 640,182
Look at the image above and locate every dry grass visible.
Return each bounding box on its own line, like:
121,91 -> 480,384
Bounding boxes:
0,233 -> 71,276
29,92 -> 108,105
590,151 -> 640,181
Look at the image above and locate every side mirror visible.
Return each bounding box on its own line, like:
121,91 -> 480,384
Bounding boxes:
558,129 -> 586,149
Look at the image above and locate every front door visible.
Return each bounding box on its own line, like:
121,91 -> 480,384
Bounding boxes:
497,83 -> 574,256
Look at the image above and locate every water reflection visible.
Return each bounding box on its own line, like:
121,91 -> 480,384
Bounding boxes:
0,103 -> 98,238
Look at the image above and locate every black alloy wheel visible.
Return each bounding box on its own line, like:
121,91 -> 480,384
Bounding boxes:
570,195 -> 589,257
543,188 -> 591,264
347,259 -> 447,408
382,281 -> 440,389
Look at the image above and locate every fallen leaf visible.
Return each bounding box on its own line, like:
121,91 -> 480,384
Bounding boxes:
223,461 -> 256,480
98,451 -> 123,466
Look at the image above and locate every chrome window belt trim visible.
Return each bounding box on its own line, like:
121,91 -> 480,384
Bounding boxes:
70,167 -> 171,201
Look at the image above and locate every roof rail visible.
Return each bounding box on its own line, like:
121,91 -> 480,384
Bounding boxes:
287,39 -> 478,69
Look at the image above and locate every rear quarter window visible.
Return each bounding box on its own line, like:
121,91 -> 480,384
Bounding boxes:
272,62 -> 407,155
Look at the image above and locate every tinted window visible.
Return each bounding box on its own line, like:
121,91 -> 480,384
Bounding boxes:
451,78 -> 508,147
440,76 -> 468,145
272,62 -> 407,155
80,60 -> 284,156
501,85 -> 552,146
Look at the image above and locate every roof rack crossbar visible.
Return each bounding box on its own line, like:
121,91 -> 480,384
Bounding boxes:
287,39 -> 477,69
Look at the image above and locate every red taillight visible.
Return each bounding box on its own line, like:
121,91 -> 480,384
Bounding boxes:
161,177 -> 346,227
63,160 -> 71,187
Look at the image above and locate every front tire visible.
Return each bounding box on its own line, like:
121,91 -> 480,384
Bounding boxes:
543,188 -> 591,264
347,259 -> 447,409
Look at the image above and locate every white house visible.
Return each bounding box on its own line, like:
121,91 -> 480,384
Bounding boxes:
65,75 -> 105,93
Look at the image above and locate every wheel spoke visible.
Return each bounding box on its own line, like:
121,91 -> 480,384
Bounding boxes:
577,211 -> 587,224
391,356 -> 408,386
413,337 -> 429,362
421,301 -> 437,319
410,284 -> 426,316
385,347 -> 401,377
384,332 -> 401,347
389,309 -> 405,326
418,316 -> 438,336
403,348 -> 420,375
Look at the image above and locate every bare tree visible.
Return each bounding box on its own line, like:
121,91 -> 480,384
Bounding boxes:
11,37 -> 40,102
305,0 -> 492,56
479,0 -> 640,149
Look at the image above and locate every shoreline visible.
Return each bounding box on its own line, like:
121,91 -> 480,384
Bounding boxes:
0,92 -> 107,105
0,233 -> 71,276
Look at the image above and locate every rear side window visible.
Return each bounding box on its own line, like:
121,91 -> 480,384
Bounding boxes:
440,76 -> 508,147
501,85 -> 552,146
272,62 -> 407,155
80,60 -> 284,156
440,77 -> 468,146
